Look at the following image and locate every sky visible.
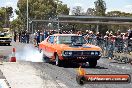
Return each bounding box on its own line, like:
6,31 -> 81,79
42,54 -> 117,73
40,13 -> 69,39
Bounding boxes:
0,0 -> 132,20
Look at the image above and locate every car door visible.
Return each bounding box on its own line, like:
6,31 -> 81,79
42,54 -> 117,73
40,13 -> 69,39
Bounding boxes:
46,36 -> 55,58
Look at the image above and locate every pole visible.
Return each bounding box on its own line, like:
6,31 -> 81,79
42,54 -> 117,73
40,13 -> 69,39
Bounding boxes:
32,22 -> 33,34
96,25 -> 99,33
5,6 -> 7,28
27,0 -> 29,32
55,1 -> 60,33
57,16 -> 60,33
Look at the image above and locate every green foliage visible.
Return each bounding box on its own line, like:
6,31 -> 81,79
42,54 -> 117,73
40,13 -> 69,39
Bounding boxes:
0,9 -> 5,28
16,0 -> 69,30
94,0 -> 106,16
107,11 -> 132,17
0,7 -> 13,29
72,6 -> 84,15
86,8 -> 95,16
10,18 -> 23,31
94,0 -> 107,34
106,11 -> 132,33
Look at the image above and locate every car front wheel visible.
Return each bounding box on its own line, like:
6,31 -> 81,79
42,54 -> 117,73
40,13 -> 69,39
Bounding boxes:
55,54 -> 62,67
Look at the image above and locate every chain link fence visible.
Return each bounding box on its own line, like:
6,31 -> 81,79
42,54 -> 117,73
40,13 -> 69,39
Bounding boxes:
88,37 -> 132,63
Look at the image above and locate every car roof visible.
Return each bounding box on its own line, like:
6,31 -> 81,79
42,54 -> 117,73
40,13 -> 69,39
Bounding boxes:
52,34 -> 82,36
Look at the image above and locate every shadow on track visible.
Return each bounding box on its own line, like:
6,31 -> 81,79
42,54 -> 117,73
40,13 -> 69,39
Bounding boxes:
48,61 -> 108,69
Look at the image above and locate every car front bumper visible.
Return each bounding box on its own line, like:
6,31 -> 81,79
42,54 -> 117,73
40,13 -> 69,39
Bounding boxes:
0,40 -> 11,44
61,55 -> 101,62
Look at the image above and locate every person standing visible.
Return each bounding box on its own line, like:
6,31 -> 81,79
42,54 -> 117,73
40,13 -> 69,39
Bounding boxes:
18,31 -> 21,42
26,32 -> 30,43
36,30 -> 40,46
14,31 -> 17,42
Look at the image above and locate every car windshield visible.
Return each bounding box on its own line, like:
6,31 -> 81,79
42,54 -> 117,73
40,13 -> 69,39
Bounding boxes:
57,36 -> 87,44
0,33 -> 5,37
0,33 -> 9,37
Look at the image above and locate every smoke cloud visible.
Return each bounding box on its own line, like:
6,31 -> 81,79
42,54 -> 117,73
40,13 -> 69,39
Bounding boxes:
15,45 -> 43,62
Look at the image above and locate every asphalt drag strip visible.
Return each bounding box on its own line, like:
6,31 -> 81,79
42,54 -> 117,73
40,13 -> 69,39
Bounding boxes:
31,57 -> 132,88
0,58 -> 132,88
0,43 -> 132,88
0,70 -> 10,88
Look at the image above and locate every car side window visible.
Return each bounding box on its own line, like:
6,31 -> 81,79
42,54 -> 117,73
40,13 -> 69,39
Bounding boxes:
48,36 -> 54,44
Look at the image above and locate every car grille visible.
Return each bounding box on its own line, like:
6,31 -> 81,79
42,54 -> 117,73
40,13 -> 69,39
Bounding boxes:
72,51 -> 99,56
0,38 -> 9,40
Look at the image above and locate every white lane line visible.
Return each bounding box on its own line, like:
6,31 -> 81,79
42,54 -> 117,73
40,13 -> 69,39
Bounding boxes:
0,79 -> 10,88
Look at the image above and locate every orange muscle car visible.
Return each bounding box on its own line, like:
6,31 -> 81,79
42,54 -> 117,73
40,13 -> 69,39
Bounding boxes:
39,34 -> 102,67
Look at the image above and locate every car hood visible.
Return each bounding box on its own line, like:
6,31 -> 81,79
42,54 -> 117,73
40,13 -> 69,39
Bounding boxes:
0,37 -> 10,38
56,44 -> 102,51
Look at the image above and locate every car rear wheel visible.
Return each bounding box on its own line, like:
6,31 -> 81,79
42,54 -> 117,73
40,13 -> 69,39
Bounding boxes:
42,54 -> 50,63
55,54 -> 62,67
40,50 -> 49,63
89,60 -> 97,68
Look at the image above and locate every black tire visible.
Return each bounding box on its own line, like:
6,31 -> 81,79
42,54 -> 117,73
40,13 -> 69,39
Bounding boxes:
43,54 -> 50,63
40,50 -> 49,63
76,75 -> 85,85
89,60 -> 97,68
55,54 -> 62,67
39,49 -> 42,53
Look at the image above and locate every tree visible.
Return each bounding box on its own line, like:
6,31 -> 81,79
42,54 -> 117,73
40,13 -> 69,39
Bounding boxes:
0,7 -> 13,30
94,0 -> 107,35
72,6 -> 84,15
107,11 -> 132,17
54,0 -> 69,15
0,8 -> 5,29
106,11 -> 132,33
86,8 -> 95,16
16,0 -> 69,30
94,0 -> 106,16
10,18 -> 23,31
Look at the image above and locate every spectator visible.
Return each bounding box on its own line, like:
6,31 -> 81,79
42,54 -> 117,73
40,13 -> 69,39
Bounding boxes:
128,30 -> 132,39
14,31 -> 17,42
36,30 -> 40,46
44,31 -> 48,40
18,31 -> 21,42
26,32 -> 30,43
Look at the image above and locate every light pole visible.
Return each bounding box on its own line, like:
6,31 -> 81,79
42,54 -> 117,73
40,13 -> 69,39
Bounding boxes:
55,1 -> 60,33
27,0 -> 29,32
57,16 -> 60,33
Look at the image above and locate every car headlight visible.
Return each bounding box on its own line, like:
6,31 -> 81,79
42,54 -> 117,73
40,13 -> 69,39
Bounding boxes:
91,51 -> 94,55
63,51 -> 72,56
95,51 -> 99,55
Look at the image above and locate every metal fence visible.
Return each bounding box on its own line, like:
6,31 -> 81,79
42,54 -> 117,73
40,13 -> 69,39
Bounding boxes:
87,38 -> 132,57
87,37 -> 132,63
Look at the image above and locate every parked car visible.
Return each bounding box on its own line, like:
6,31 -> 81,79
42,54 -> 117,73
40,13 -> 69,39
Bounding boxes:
0,33 -> 12,45
39,34 -> 102,67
